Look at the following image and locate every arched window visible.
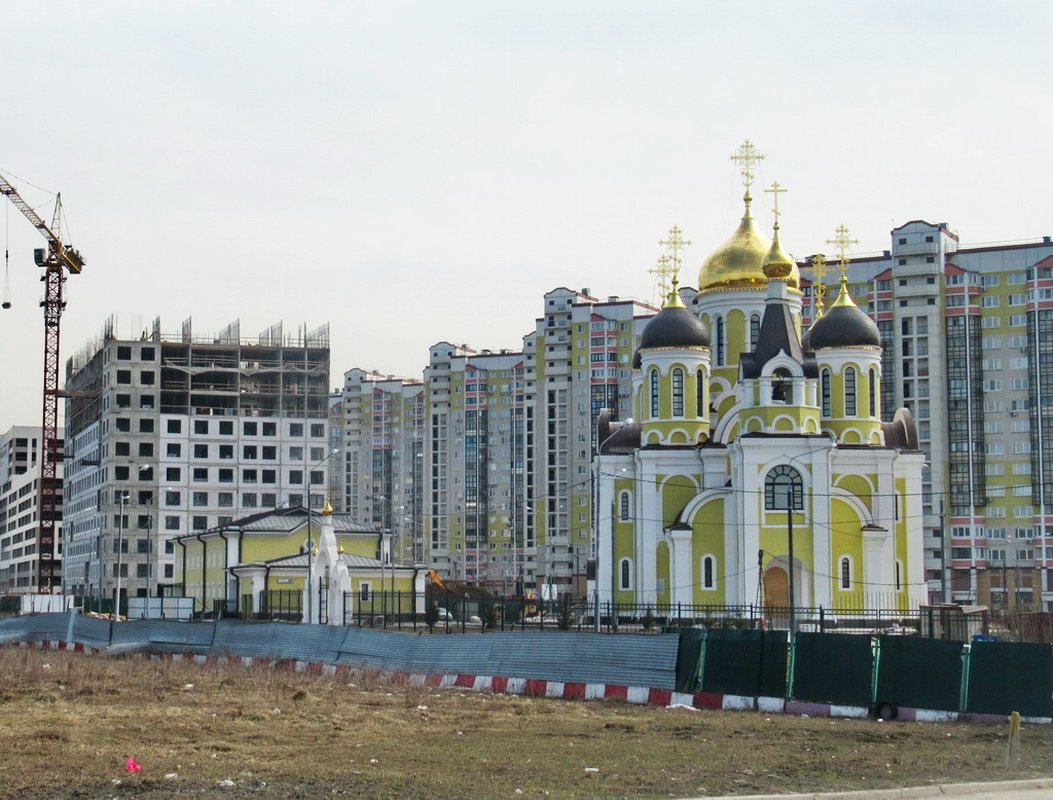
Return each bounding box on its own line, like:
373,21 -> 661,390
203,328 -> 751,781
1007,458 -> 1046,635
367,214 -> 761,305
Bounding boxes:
696,368 -> 705,417
649,369 -> 660,417
840,557 -> 852,589
715,316 -> 725,366
749,314 -> 761,349
619,558 -> 632,590
844,366 -> 857,416
821,368 -> 831,416
618,491 -> 630,521
895,560 -> 902,592
764,465 -> 803,510
672,368 -> 684,416
702,555 -> 716,590
869,367 -> 878,417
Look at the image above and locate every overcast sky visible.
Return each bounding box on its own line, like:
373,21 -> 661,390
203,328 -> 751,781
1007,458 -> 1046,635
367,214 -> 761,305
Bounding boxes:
2,1 -> 1051,427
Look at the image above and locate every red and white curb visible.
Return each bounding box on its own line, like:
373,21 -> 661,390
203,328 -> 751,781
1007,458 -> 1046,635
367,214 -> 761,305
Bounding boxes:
14,640 -> 1051,724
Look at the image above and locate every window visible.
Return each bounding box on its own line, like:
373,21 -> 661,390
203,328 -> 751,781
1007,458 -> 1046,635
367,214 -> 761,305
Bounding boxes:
765,465 -> 803,511
139,418 -> 154,433
289,470 -> 303,485
243,469 -> 258,483
715,316 -> 725,366
192,516 -> 207,531
219,420 -> 233,435
165,467 -> 180,482
116,369 -> 131,384
164,490 -> 180,505
289,446 -> 303,461
262,469 -> 276,484
821,369 -> 831,416
141,370 -> 155,385
671,368 -> 684,416
649,369 -> 659,418
115,441 -> 130,456
164,515 -> 180,531
243,421 -> 258,436
844,367 -> 857,416
289,422 -> 304,437
310,423 -> 325,438
750,314 -> 760,349
139,442 -> 153,458
193,467 -> 208,482
262,445 -> 277,460
193,444 -> 208,459
619,558 -> 632,590
218,468 -> 234,482
262,422 -> 276,436
869,367 -> 877,417
194,420 -> 208,435
218,492 -> 234,508
219,444 -> 234,459
243,445 -> 258,459
696,369 -> 705,417
243,493 -> 258,508
619,491 -> 630,521
167,419 -> 182,434
192,491 -> 208,507
116,417 -> 131,432
702,555 -> 716,590
840,557 -> 852,589
166,443 -> 181,458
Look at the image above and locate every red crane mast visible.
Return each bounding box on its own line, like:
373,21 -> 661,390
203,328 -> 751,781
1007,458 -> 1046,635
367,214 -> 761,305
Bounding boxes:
0,172 -> 85,593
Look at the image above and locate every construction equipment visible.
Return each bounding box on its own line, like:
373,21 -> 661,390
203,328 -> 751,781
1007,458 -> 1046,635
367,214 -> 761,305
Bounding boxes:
0,171 -> 85,592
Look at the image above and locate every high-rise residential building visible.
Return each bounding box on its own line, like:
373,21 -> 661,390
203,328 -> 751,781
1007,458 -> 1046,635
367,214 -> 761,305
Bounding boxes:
61,316 -> 330,604
0,426 -> 63,593
416,290 -> 656,595
339,368 -> 424,564
801,223 -> 1053,610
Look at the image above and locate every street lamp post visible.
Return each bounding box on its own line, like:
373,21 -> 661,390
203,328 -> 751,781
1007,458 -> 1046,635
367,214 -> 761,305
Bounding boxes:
114,492 -> 128,618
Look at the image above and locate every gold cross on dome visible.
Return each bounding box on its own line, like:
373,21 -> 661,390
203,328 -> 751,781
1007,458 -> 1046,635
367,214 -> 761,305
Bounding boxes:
659,225 -> 692,273
730,139 -> 765,189
811,253 -> 829,314
825,224 -> 860,280
764,181 -> 787,225
649,253 -> 675,298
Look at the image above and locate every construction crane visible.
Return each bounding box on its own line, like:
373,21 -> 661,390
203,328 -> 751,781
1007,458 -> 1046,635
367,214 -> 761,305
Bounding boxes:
0,171 -> 85,593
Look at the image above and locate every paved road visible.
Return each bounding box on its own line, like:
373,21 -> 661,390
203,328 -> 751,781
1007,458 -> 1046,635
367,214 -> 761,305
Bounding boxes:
688,778 -> 1053,800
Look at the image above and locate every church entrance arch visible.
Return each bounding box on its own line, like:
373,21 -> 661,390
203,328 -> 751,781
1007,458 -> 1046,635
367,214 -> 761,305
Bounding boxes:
764,565 -> 789,608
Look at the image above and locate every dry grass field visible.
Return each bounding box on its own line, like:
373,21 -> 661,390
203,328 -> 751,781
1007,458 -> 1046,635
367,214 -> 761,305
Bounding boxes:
0,646 -> 1051,799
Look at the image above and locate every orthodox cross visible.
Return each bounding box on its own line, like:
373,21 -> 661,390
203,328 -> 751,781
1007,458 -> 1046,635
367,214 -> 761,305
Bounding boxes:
730,139 -> 765,190
811,253 -> 829,316
658,225 -> 692,276
825,224 -> 860,281
649,254 -> 675,299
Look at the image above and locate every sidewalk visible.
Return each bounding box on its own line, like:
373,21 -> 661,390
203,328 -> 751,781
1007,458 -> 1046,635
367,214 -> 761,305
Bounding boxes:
688,777 -> 1053,800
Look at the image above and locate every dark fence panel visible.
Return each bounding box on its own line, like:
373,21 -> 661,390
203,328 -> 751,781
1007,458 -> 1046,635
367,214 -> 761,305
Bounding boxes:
791,632 -> 874,706
966,641 -> 1053,718
875,636 -> 964,712
700,629 -> 788,697
675,629 -> 705,692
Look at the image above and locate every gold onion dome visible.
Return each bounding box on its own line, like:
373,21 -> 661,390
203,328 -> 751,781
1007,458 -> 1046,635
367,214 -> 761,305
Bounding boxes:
698,192 -> 772,291
322,499 -> 333,516
762,224 -> 800,288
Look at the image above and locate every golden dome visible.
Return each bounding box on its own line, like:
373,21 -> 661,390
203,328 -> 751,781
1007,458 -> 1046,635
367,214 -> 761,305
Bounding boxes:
698,192 -> 772,291
761,224 -> 800,288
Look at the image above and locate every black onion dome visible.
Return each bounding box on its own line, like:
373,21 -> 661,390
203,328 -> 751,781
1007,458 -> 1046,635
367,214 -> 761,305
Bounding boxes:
805,303 -> 880,349
633,306 -> 711,367
640,305 -> 710,350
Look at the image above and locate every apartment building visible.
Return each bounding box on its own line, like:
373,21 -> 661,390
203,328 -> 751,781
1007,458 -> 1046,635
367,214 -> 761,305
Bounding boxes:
801,222 -> 1053,610
61,316 -> 330,604
339,368 -> 424,564
0,426 -> 63,593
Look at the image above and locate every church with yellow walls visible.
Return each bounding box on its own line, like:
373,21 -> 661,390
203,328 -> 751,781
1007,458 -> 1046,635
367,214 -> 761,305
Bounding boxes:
594,141 -> 926,615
